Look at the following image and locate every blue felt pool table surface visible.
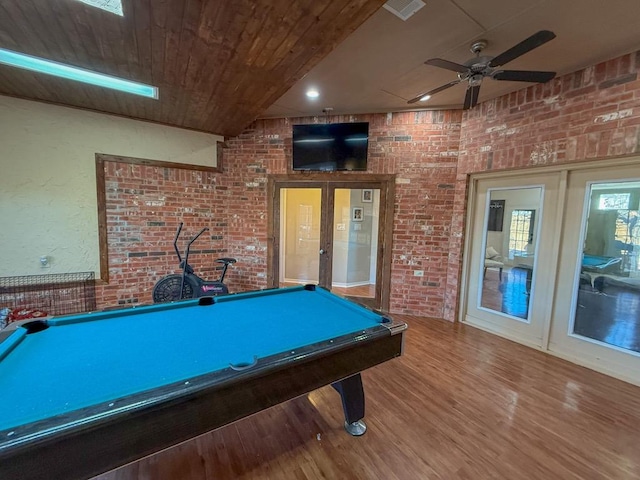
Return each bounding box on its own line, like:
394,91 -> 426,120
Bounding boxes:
0,285 -> 388,432
583,254 -> 613,266
581,254 -> 622,272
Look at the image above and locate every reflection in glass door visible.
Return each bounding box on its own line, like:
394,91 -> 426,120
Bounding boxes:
550,165 -> 640,385
270,175 -> 393,311
465,162 -> 640,385
572,181 -> 640,352
331,188 -> 380,300
480,188 -> 541,320
464,173 -> 560,348
277,185 -> 384,307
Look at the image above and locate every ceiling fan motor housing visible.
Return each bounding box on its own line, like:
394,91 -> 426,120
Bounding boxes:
470,39 -> 488,55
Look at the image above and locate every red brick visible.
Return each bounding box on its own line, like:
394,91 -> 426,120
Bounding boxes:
98,50 -> 640,321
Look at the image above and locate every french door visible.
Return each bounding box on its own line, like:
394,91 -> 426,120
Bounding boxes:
463,159 -> 640,385
549,164 -> 640,384
267,175 -> 394,310
463,173 -> 561,348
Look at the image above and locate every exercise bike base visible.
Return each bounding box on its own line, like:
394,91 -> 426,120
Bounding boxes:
152,274 -> 197,303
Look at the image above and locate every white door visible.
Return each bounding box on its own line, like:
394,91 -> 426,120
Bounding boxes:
549,165 -> 640,384
279,188 -> 323,285
464,173 -> 561,349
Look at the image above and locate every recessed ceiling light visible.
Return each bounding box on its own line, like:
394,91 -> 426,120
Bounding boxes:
306,89 -> 320,99
0,48 -> 158,99
419,94 -> 431,102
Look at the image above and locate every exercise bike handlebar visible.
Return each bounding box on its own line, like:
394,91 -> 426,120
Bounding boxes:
173,223 -> 209,263
173,222 -> 184,263
187,227 -> 209,250
182,227 -> 209,273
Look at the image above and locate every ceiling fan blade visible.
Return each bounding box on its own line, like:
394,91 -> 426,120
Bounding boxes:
489,30 -> 556,68
407,80 -> 461,104
463,85 -> 480,110
493,70 -> 556,82
425,58 -> 468,73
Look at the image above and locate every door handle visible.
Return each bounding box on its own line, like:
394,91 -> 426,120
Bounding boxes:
319,249 -> 325,255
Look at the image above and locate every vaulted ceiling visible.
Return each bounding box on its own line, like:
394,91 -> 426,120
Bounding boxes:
1,0 -> 639,137
0,0 -> 385,137
265,0 -> 640,118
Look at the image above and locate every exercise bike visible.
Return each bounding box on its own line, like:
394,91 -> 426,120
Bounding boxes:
152,223 -> 236,303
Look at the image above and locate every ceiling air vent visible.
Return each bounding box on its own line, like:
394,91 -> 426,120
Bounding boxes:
383,0 -> 426,21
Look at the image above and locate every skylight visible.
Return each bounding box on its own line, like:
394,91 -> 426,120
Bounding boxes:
76,0 -> 123,16
0,48 -> 158,99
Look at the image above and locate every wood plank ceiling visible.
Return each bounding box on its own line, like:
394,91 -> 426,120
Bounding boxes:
0,0 -> 385,136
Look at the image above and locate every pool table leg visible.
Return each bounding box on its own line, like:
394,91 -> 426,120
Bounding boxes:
332,373 -> 367,436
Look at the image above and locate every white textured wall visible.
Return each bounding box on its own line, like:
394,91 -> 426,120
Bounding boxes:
331,189 -> 351,284
0,95 -> 223,277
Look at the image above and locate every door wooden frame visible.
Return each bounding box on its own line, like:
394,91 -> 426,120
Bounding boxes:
267,174 -> 395,311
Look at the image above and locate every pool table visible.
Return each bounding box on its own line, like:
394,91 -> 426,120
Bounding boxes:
0,285 -> 406,480
581,254 -> 622,273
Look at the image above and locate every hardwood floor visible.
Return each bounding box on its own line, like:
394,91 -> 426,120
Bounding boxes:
94,316 -> 640,480
481,268 -> 640,352
281,283 -> 376,298
330,283 -> 375,298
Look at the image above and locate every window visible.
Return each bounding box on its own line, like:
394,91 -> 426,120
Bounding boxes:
508,209 -> 535,258
598,193 -> 630,210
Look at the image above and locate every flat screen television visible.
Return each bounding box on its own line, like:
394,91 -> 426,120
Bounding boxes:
292,122 -> 369,171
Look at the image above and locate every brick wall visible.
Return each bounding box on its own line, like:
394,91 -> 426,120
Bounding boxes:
96,51 -> 640,320
459,52 -> 640,172
223,111 -> 463,317
443,50 -> 640,320
96,161 -> 230,308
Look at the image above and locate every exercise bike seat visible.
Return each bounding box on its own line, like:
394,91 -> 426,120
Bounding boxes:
215,257 -> 237,265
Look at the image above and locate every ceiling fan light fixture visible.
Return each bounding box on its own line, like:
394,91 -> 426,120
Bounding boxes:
468,74 -> 483,87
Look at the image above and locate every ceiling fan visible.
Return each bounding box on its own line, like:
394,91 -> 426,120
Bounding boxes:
408,30 -> 557,109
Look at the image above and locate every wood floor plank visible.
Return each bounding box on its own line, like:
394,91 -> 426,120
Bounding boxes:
94,316 -> 640,479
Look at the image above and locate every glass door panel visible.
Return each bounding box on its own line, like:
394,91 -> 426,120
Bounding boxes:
279,188 -> 322,286
480,188 -> 542,321
573,181 -> 640,352
272,178 -> 392,311
465,174 -> 560,348
551,165 -> 640,385
331,188 -> 380,300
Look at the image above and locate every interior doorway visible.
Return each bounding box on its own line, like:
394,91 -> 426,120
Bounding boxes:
267,175 -> 394,310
